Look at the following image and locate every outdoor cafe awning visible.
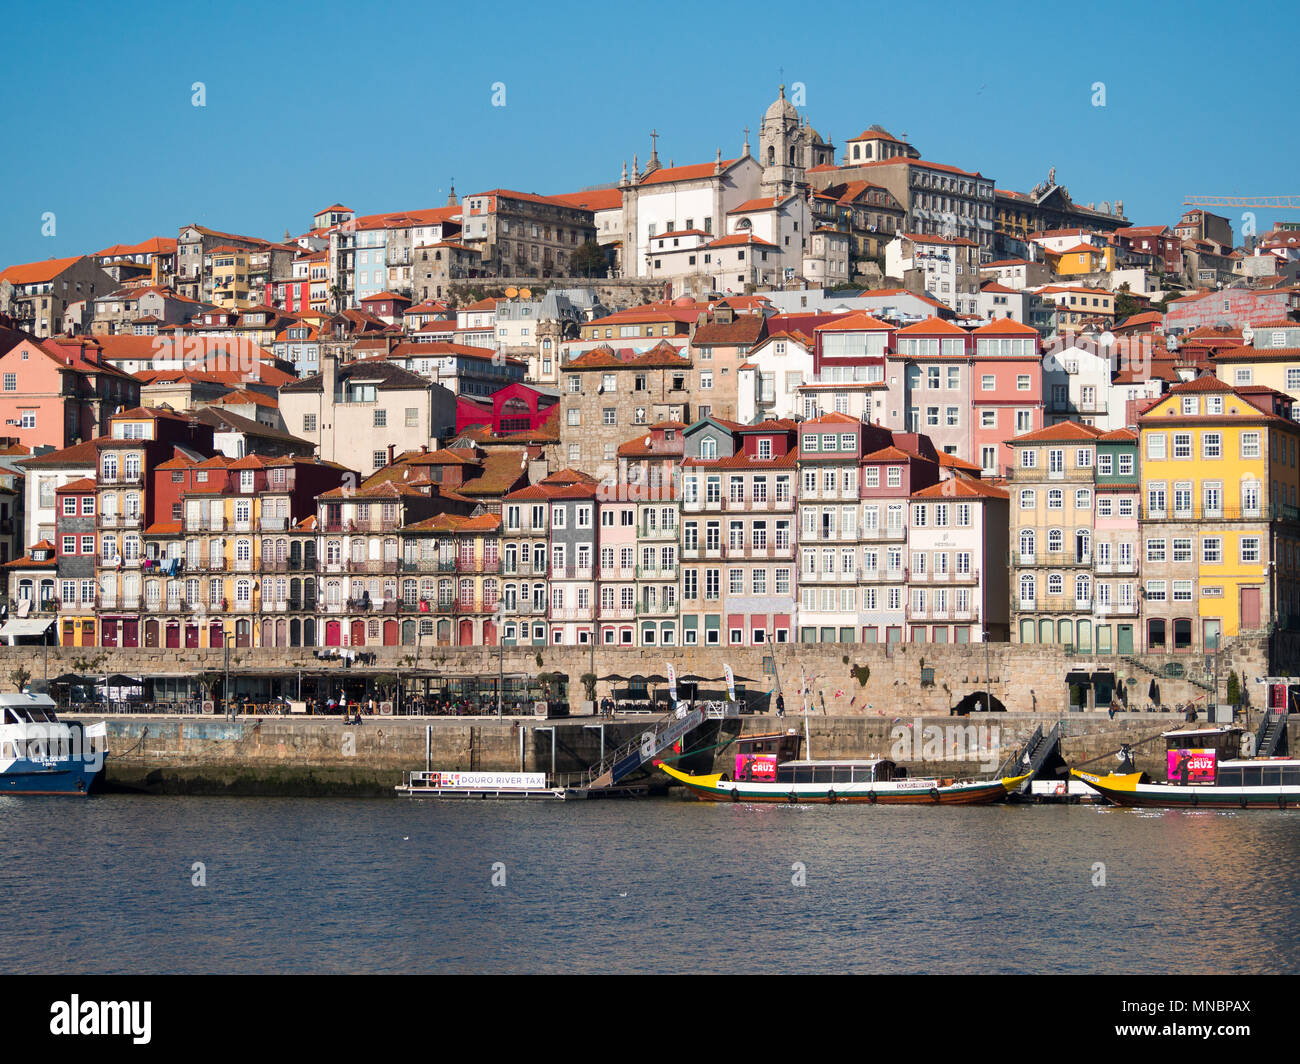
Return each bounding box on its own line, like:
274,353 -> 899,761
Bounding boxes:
0,617 -> 54,639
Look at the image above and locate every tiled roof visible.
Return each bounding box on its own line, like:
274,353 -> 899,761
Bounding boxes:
912,476 -> 1008,500
0,255 -> 86,285
1010,421 -> 1105,443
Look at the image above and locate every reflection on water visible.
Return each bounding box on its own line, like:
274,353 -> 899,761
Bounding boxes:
2,796 -> 1298,973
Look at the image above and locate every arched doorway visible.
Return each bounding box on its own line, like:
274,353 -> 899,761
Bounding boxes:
289,619 -> 301,647
303,618 -> 316,646
952,691 -> 1008,714
458,618 -> 474,645
326,620 -> 341,647
383,619 -> 398,646
350,619 -> 366,646
401,620 -> 416,645
164,622 -> 180,648
144,619 -> 159,647
483,619 -> 497,647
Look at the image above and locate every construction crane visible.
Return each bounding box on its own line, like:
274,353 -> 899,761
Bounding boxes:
1183,196 -> 1300,210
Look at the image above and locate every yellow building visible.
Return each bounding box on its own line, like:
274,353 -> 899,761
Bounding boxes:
1212,323 -> 1300,405
1048,243 -> 1115,275
205,245 -> 252,307
1137,375 -> 1300,654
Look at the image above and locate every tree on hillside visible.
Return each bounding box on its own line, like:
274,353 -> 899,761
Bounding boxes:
571,241 -> 609,278
1114,282 -> 1142,321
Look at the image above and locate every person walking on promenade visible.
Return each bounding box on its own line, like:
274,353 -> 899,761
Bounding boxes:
776,693 -> 785,718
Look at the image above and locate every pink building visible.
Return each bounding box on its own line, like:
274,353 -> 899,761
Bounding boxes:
1164,286 -> 1300,333
0,335 -> 140,451
969,319 -> 1044,477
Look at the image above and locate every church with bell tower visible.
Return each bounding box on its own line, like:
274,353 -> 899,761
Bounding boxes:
758,84 -> 835,198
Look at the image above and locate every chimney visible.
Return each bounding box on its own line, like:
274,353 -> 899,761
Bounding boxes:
387,443 -> 395,466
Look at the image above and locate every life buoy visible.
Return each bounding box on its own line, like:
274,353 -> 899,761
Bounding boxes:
930,786 -> 941,802
826,789 -> 837,804
787,792 -> 798,805
730,787 -> 740,803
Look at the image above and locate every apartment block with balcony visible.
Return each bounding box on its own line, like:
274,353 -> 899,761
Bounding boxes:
596,494 -> 639,647
907,478 -> 1009,644
1091,429 -> 1141,654
1009,421 -> 1106,650
396,512 -> 501,648
315,479 -> 447,649
632,492 -> 681,647
680,417 -> 800,647
1138,376 -> 1300,654
856,433 -> 941,643
559,345 -> 694,481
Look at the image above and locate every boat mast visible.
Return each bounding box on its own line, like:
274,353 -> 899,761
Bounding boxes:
801,665 -> 812,759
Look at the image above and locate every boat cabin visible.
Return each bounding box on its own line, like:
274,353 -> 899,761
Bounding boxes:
1214,760 -> 1300,787
732,731 -> 803,782
774,758 -> 906,785
1163,726 -> 1242,784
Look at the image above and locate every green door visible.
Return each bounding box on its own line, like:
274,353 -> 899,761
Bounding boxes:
1117,624 -> 1134,655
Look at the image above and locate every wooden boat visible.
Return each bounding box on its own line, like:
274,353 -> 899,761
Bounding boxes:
1072,724 -> 1300,809
658,731 -> 1027,804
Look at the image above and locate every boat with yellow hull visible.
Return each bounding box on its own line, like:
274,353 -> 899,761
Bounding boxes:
659,759 -> 1029,805
1071,724 -> 1300,809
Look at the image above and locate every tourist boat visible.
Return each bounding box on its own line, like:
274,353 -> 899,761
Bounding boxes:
658,731 -> 1028,804
1072,725 -> 1300,809
0,693 -> 108,796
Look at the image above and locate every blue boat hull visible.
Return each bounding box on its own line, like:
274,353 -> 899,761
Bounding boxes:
1,756 -> 106,796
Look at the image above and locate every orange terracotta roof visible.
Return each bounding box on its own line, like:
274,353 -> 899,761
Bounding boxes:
1010,421 -> 1105,443
912,476 -> 1007,500
0,255 -> 86,285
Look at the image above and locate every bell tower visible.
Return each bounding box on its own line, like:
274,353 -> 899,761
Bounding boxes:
759,85 -> 805,198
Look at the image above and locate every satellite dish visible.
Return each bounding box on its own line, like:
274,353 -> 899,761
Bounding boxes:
520,288 -> 532,299
505,287 -> 519,298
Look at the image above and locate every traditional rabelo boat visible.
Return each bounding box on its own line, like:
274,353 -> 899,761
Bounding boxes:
658,730 -> 1028,804
1072,725 -> 1300,809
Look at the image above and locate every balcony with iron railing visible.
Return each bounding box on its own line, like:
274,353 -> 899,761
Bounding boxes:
638,523 -> 680,540
1093,559 -> 1138,574
860,567 -> 909,583
909,568 -> 981,585
860,526 -> 908,541
1139,503 -> 1295,523
259,516 -> 288,531
634,564 -> 680,580
551,565 -> 594,581
635,599 -> 679,617
1005,467 -> 1095,483
346,558 -> 401,574
1017,595 -> 1093,614
185,518 -> 227,533
905,604 -> 981,623
1011,551 -> 1092,567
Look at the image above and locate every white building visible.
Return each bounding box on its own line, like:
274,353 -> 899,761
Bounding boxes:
736,331 -> 816,423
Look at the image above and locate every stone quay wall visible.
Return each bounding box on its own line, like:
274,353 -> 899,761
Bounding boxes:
71,708 -> 1277,797
1,632 -> 1288,717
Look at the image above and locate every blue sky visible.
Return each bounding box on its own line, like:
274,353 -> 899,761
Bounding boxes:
3,0 -> 1297,266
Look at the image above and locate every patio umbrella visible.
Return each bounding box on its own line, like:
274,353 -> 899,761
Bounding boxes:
51,673 -> 92,685
104,674 -> 143,687
598,673 -> 629,683
1148,679 -> 1160,703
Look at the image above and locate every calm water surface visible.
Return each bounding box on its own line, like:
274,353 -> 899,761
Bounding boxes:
3,796 -> 1298,973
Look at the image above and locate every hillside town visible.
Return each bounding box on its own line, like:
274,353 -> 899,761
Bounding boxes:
2,87 -> 1299,662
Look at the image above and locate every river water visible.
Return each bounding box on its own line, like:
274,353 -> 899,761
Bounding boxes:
3,795 -> 1298,974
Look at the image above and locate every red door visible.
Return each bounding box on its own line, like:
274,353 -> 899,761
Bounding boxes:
185,624 -> 199,648
165,623 -> 181,648
123,620 -> 139,647
102,621 -> 118,648
483,619 -> 496,647
326,620 -> 342,647
383,619 -> 398,645
210,621 -> 224,647
458,619 -> 473,646
1240,587 -> 1261,631
350,620 -> 365,646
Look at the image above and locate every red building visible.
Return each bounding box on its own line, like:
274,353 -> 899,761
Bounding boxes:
454,382 -> 559,435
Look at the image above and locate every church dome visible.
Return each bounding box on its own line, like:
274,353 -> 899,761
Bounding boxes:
764,85 -> 798,125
